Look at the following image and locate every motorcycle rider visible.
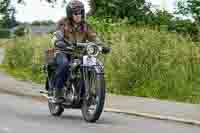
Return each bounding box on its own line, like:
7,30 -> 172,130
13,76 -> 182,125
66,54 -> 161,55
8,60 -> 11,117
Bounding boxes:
50,0 -> 102,103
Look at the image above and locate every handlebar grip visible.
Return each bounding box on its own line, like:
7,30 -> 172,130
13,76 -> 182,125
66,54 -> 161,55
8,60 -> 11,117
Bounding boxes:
102,47 -> 111,54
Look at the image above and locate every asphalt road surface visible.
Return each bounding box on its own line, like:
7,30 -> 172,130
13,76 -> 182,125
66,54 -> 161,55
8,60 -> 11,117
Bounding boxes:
0,93 -> 200,133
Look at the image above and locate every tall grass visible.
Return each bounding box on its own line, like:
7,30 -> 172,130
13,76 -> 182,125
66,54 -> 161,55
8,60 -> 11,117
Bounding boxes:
2,20 -> 200,103
2,34 -> 51,83
104,27 -> 200,103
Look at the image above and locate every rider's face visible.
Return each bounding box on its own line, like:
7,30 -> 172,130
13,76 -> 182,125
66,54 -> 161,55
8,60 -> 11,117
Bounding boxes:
72,12 -> 82,24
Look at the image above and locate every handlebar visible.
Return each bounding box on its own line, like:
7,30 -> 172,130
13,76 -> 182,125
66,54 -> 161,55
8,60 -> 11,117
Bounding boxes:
56,41 -> 111,54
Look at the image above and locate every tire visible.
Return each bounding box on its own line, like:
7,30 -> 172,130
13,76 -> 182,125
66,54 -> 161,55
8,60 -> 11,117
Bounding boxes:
81,73 -> 105,123
48,100 -> 64,116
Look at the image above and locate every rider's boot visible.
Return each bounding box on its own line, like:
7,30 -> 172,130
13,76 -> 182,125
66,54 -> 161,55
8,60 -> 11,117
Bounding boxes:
52,87 -> 65,104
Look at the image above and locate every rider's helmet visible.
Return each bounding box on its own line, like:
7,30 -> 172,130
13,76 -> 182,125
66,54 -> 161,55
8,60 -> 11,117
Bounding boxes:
66,0 -> 85,21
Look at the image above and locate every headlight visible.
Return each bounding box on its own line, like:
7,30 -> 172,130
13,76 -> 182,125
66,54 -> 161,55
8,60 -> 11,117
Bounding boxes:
87,44 -> 99,56
87,46 -> 95,54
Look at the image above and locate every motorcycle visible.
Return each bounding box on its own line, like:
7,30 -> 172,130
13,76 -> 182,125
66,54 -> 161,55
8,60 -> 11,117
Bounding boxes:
40,41 -> 111,122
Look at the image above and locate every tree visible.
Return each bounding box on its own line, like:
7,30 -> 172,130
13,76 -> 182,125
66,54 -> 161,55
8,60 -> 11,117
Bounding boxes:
31,20 -> 55,25
17,0 -> 66,4
176,0 -> 200,23
89,0 -> 152,22
153,10 -> 173,25
0,0 -> 17,28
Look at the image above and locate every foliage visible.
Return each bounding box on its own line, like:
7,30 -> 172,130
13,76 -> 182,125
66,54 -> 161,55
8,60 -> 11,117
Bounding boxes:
31,20 -> 55,26
89,0 -> 152,22
13,25 -> 26,37
0,0 -> 16,28
0,29 -> 10,38
176,0 -> 200,23
169,18 -> 199,41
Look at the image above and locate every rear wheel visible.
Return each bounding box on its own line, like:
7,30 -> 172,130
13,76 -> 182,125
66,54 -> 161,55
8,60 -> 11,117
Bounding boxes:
48,100 -> 64,116
81,68 -> 105,123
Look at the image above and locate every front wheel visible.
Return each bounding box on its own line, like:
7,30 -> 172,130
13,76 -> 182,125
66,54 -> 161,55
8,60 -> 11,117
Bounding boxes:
81,72 -> 106,123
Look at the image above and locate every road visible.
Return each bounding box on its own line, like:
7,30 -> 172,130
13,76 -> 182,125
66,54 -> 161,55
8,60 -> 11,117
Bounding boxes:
0,93 -> 200,133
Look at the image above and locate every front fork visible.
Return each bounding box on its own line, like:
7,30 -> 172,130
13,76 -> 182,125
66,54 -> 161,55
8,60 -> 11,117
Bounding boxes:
81,60 -> 104,99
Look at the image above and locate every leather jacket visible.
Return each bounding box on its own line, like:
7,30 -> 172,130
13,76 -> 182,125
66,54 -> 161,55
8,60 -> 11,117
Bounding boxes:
52,17 -> 102,49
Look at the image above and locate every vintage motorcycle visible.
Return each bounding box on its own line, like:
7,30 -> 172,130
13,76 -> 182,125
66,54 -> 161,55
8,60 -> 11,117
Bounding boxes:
40,41 -> 111,122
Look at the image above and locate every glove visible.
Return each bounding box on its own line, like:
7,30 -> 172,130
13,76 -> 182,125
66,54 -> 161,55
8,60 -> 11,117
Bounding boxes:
55,41 -> 66,49
51,31 -> 65,48
54,31 -> 64,40
102,47 -> 111,54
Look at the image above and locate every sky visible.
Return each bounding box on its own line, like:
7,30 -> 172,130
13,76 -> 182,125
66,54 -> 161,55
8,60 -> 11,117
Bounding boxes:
12,0 -> 177,22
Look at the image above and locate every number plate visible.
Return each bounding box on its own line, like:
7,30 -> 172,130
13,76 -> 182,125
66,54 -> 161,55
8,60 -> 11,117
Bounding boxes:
83,56 -> 97,66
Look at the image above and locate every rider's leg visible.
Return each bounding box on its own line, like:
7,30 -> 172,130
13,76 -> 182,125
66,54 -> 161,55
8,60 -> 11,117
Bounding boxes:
52,52 -> 70,102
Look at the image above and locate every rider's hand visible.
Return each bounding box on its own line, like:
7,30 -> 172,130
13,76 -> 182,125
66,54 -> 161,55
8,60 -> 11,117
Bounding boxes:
102,46 -> 111,54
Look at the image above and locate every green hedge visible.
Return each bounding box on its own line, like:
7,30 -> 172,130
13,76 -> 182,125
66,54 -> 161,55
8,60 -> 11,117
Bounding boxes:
0,29 -> 10,38
13,25 -> 26,37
